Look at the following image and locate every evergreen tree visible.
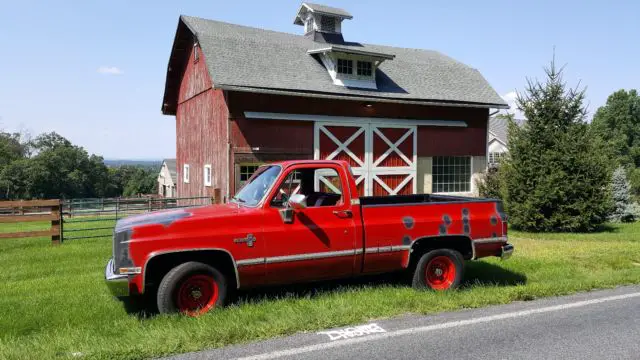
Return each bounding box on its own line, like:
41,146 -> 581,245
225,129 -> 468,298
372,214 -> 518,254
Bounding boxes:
610,166 -> 638,222
501,59 -> 612,232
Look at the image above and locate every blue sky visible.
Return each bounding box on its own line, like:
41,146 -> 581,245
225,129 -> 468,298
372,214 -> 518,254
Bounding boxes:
0,0 -> 638,159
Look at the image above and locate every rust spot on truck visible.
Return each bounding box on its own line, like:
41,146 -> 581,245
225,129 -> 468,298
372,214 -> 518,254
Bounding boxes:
462,208 -> 471,235
402,216 -> 415,230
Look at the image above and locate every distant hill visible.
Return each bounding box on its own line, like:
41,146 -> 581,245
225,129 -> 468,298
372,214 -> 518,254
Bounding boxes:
103,159 -> 163,168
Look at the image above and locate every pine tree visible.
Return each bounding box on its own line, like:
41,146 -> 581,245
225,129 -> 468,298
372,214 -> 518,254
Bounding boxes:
610,166 -> 637,222
501,59 -> 612,232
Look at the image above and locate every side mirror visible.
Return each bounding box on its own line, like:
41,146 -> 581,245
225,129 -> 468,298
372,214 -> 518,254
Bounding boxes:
279,194 -> 306,224
287,194 -> 307,210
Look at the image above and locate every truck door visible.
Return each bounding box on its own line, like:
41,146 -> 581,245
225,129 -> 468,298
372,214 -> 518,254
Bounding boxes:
262,164 -> 358,284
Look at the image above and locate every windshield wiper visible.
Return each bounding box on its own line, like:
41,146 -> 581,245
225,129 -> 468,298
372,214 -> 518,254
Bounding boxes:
231,196 -> 246,203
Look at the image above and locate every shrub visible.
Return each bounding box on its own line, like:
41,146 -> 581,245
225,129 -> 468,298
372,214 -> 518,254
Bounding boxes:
610,166 -> 638,222
476,166 -> 503,200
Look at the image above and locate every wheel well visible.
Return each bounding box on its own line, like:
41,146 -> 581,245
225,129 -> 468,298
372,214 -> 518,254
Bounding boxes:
143,250 -> 238,293
408,236 -> 473,269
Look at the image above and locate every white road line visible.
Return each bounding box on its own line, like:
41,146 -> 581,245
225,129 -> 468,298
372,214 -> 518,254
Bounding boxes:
234,291 -> 640,360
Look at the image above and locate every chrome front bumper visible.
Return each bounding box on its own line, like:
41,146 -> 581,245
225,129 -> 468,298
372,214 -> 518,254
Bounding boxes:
501,243 -> 514,260
105,258 -> 129,297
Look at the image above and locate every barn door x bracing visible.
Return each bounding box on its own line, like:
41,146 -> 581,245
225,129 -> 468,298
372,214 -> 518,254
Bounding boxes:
314,122 -> 417,196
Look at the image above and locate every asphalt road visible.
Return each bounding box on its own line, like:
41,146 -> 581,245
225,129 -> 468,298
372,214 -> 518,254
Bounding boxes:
166,285 -> 640,360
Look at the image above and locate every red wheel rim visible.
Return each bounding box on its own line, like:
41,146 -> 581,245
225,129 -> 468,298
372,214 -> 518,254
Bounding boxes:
177,274 -> 218,316
425,256 -> 456,290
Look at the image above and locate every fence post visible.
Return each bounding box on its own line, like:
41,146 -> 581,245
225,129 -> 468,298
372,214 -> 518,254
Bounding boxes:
213,189 -> 221,204
51,200 -> 62,245
115,198 -> 119,220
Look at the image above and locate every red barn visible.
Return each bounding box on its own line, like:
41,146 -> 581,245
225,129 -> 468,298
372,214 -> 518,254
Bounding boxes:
161,3 -> 507,201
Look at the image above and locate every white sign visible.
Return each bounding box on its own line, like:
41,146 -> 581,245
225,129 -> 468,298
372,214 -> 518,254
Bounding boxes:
318,323 -> 386,341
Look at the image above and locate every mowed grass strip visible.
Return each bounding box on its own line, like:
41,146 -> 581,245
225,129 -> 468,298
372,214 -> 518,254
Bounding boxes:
1,222 -> 639,360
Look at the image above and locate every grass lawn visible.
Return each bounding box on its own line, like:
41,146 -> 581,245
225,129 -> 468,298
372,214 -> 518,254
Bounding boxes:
1,222 -> 640,360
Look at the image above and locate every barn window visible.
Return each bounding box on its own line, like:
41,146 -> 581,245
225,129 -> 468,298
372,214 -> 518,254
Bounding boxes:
337,59 -> 353,74
488,152 -> 504,167
183,164 -> 190,183
357,61 -> 372,76
193,43 -> 199,63
432,156 -> 471,193
239,164 -> 261,188
204,164 -> 212,187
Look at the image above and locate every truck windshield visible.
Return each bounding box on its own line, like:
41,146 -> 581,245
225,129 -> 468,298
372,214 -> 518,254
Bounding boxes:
232,165 -> 281,207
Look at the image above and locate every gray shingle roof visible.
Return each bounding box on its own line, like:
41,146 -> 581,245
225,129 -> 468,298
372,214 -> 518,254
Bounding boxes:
163,15 -> 508,113
489,116 -> 526,144
300,2 -> 353,18
489,116 -> 508,144
163,159 -> 177,183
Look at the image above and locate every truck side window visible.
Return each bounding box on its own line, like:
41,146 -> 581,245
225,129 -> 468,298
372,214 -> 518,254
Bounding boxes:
271,167 -> 343,208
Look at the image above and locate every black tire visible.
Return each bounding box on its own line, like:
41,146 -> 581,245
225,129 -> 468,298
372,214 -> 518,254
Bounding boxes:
412,249 -> 464,290
157,261 -> 227,315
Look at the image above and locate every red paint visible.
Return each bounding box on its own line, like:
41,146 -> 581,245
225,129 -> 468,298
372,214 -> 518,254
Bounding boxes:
177,274 -> 219,316
118,160 -> 511,305
425,256 -> 456,290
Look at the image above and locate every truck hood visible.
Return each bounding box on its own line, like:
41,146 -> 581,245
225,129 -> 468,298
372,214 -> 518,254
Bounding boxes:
114,203 -> 242,232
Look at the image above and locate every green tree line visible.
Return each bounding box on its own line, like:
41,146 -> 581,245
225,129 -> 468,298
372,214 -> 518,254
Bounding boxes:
0,132 -> 157,200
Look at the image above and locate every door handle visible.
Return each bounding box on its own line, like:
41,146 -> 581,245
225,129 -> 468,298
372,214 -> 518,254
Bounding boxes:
333,210 -> 352,218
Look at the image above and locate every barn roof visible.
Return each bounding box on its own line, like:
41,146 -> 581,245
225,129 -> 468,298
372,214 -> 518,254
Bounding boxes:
162,15 -> 508,115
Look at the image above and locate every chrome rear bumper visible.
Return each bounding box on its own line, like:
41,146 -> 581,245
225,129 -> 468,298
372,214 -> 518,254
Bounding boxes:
501,243 -> 514,260
105,258 -> 129,297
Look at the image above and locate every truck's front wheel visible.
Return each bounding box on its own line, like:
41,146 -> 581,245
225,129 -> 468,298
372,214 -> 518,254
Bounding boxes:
412,249 -> 463,290
157,261 -> 227,316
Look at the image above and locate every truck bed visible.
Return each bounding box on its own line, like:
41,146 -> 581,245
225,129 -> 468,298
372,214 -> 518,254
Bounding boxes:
360,193 -> 497,207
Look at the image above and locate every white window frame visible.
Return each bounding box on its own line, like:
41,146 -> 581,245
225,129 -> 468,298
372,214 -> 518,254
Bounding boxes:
432,156 -> 472,194
204,164 -> 212,187
183,164 -> 190,184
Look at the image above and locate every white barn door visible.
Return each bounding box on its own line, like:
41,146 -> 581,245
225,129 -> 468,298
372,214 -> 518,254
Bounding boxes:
314,121 -> 417,196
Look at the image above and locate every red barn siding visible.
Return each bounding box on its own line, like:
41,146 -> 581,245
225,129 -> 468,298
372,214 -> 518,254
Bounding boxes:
227,92 -> 489,122
417,118 -> 487,156
178,45 -> 212,103
176,45 -> 228,201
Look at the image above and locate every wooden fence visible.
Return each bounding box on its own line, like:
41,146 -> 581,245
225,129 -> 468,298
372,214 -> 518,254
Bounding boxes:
0,200 -> 63,245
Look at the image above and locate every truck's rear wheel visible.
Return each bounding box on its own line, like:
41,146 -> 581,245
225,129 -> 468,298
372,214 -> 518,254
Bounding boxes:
412,249 -> 463,290
157,261 -> 227,316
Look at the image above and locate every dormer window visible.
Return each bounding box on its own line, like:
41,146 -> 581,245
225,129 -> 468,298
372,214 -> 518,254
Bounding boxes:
319,16 -> 336,33
357,61 -> 372,76
337,59 -> 353,74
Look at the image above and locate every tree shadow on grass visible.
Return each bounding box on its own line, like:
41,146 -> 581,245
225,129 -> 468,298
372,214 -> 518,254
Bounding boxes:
118,262 -> 527,317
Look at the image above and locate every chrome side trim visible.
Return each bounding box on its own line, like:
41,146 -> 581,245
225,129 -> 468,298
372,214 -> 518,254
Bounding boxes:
473,236 -> 508,244
236,258 -> 266,266
236,246 -> 414,268
143,248 -> 241,291
265,249 -> 355,264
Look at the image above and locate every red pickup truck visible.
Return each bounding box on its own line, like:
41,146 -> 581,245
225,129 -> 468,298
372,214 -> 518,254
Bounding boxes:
105,160 -> 512,316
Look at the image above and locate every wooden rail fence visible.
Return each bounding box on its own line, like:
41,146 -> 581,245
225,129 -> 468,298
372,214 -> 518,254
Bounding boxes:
0,200 -> 62,245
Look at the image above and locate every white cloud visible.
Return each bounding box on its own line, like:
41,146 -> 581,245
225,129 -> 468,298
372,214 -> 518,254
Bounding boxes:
499,91 -> 525,119
97,66 -> 123,75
